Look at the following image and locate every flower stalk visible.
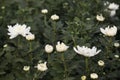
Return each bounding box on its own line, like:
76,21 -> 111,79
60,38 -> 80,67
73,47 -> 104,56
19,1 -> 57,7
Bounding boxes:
61,53 -> 68,79
85,57 -> 89,75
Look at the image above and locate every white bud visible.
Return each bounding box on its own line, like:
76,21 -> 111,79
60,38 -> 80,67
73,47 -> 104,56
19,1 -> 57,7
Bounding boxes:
26,33 -> 35,40
41,9 -> 48,14
110,10 -> 116,17
51,14 -> 59,20
81,75 -> 87,80
23,66 -> 30,71
90,73 -> 98,79
3,44 -> 8,48
114,55 -> 119,58
114,42 -> 120,47
98,60 -> 105,66
56,41 -> 69,52
45,44 -> 53,53
36,62 -> 48,71
96,14 -> 105,21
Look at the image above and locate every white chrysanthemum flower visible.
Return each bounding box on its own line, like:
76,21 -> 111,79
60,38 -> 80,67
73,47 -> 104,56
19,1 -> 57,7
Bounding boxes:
36,62 -> 48,71
45,44 -> 53,53
73,46 -> 101,57
114,42 -> 120,47
96,14 -> 105,21
41,9 -> 48,14
51,14 -> 59,20
7,23 -> 31,39
108,3 -> 119,10
23,66 -> 30,71
90,73 -> 98,79
81,75 -> 87,80
56,41 -> 69,52
26,33 -> 35,40
98,60 -> 105,66
114,55 -> 119,58
100,26 -> 117,36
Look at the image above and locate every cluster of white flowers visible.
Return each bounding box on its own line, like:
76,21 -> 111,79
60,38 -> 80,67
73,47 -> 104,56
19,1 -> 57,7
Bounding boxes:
7,23 -> 35,40
96,14 -> 105,21
41,9 -> 59,21
104,2 -> 119,17
45,41 -> 69,53
35,61 -> 48,71
100,25 -> 117,36
73,46 -> 101,57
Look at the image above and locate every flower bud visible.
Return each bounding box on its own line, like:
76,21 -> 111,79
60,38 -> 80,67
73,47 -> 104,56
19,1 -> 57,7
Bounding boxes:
114,42 -> 120,47
36,62 -> 48,71
26,33 -> 35,40
56,41 -> 69,52
23,66 -> 30,71
98,60 -> 105,66
41,9 -> 48,14
81,75 -> 87,80
90,73 -> 98,79
45,44 -> 53,53
96,14 -> 105,21
114,55 -> 119,58
51,14 -> 59,20
3,44 -> 8,48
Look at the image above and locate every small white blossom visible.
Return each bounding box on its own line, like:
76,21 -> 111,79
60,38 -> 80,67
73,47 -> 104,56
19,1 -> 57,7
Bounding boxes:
110,10 -> 116,17
108,3 -> 119,10
7,23 -> 31,39
45,44 -> 53,53
41,9 -> 48,14
100,26 -> 117,36
96,14 -> 105,21
98,60 -> 105,66
104,1 -> 109,6
23,66 -> 30,71
114,42 -> 120,47
73,46 -> 101,57
51,14 -> 59,20
114,55 -> 119,58
26,33 -> 35,40
36,62 -> 48,71
3,44 -> 8,48
90,73 -> 98,79
81,75 -> 87,80
56,41 -> 69,52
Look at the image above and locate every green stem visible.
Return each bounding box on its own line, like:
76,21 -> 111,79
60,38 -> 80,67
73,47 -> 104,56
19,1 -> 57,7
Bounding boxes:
47,53 -> 50,63
29,41 -> 32,52
106,37 -> 113,58
71,35 -> 77,47
95,21 -> 99,28
44,15 -> 48,27
61,53 -> 68,79
85,57 -> 89,75
53,21 -> 57,45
